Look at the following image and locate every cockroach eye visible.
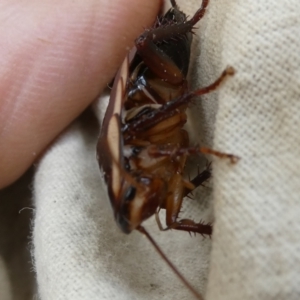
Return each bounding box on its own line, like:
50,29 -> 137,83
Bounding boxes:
124,186 -> 136,202
132,147 -> 142,156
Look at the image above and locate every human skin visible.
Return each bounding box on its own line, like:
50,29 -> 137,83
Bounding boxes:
0,0 -> 161,188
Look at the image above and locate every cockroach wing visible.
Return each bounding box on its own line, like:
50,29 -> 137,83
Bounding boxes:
97,48 -> 136,211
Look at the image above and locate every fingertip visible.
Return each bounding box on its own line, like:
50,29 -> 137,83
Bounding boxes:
0,0 -> 161,189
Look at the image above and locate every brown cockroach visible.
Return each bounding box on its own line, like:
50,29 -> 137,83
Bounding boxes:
97,0 -> 236,299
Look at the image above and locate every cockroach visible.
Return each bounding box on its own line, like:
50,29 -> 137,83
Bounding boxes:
97,0 -> 237,299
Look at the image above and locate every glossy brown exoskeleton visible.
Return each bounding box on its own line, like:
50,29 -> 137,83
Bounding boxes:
97,0 -> 236,299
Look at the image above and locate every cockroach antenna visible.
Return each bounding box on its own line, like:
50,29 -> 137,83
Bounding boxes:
137,225 -> 204,300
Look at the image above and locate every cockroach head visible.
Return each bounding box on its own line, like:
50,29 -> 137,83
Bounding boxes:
114,174 -> 167,234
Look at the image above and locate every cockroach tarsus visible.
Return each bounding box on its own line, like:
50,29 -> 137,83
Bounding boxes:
97,1 -> 238,299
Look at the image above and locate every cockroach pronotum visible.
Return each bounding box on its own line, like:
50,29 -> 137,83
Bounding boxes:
97,0 -> 237,299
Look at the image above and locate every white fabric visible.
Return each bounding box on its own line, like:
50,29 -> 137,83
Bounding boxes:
205,1 -> 300,299
1,0 -> 300,299
0,256 -> 12,300
0,169 -> 36,300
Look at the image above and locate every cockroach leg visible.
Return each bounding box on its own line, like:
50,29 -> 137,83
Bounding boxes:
167,218 -> 212,236
164,204 -> 213,235
135,0 -> 209,85
183,166 -> 212,197
170,0 -> 178,8
155,170 -> 212,234
148,144 -> 239,163
182,179 -> 196,191
155,209 -> 164,231
163,210 -> 213,236
193,66 -> 235,97
190,162 -> 212,187
137,0 -> 209,47
162,174 -> 213,235
199,147 -> 240,163
123,67 -> 235,139
189,0 -> 209,26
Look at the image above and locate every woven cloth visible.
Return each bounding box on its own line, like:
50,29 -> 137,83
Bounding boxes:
1,0 -> 300,299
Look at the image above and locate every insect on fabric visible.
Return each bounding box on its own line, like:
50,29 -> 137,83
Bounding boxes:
97,0 -> 238,298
